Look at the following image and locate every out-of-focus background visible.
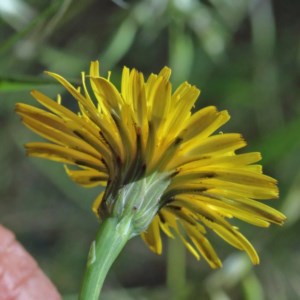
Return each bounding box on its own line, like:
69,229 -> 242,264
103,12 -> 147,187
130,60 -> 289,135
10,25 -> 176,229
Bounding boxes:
0,0 -> 299,299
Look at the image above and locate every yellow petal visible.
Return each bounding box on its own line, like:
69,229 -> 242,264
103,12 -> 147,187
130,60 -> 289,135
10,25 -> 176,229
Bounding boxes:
209,221 -> 259,265
160,209 -> 200,260
16,103 -> 72,134
20,114 -> 101,160
46,71 -> 124,161
157,213 -> 175,238
208,190 -> 286,224
165,83 -> 200,140
25,142 -> 105,171
169,198 -> 260,264
92,191 -> 105,217
168,133 -> 246,169
186,133 -> 246,156
45,71 -> 96,113
90,76 -> 123,112
180,106 -> 230,142
89,61 -> 100,77
184,222 -> 222,268
64,166 -> 108,187
141,215 -> 162,254
158,66 -> 172,80
177,152 -> 262,172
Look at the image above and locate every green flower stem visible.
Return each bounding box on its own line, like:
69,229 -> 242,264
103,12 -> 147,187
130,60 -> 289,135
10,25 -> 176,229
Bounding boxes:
79,216 -> 133,300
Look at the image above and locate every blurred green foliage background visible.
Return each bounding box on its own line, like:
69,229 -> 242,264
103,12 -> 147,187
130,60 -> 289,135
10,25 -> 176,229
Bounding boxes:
0,0 -> 299,299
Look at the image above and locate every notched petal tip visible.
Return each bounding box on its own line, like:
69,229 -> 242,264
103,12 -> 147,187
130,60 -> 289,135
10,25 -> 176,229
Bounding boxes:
209,259 -> 223,269
219,109 -> 231,122
90,60 -> 100,78
273,211 -> 287,225
158,66 -> 172,80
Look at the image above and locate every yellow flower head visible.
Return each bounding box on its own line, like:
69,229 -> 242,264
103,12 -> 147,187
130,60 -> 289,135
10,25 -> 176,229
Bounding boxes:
16,61 -> 285,268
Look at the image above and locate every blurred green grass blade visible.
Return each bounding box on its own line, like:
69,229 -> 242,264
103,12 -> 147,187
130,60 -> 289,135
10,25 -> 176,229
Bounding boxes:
249,0 -> 276,59
209,0 -> 248,31
281,172 -> 300,227
101,17 -> 137,68
0,0 -> 62,56
41,0 -> 73,40
253,116 -> 300,164
242,271 -> 264,300
0,76 -> 58,91
169,28 -> 194,86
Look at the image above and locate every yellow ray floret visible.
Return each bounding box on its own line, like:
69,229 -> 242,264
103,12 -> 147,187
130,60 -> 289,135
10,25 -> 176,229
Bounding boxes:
16,61 -> 286,268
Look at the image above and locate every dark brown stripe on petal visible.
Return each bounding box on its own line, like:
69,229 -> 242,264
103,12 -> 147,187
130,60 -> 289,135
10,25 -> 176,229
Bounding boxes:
171,169 -> 180,177
74,160 -> 96,168
142,163 -> 146,172
158,212 -> 166,223
73,130 -> 84,139
99,131 -> 110,147
116,155 -> 123,167
89,176 -> 107,182
174,136 -> 183,145
190,188 -> 208,193
169,205 -> 181,211
202,215 -> 214,223
205,172 -> 215,178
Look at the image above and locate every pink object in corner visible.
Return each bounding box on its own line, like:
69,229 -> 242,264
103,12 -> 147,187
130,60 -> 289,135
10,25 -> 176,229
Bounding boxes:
0,225 -> 61,300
